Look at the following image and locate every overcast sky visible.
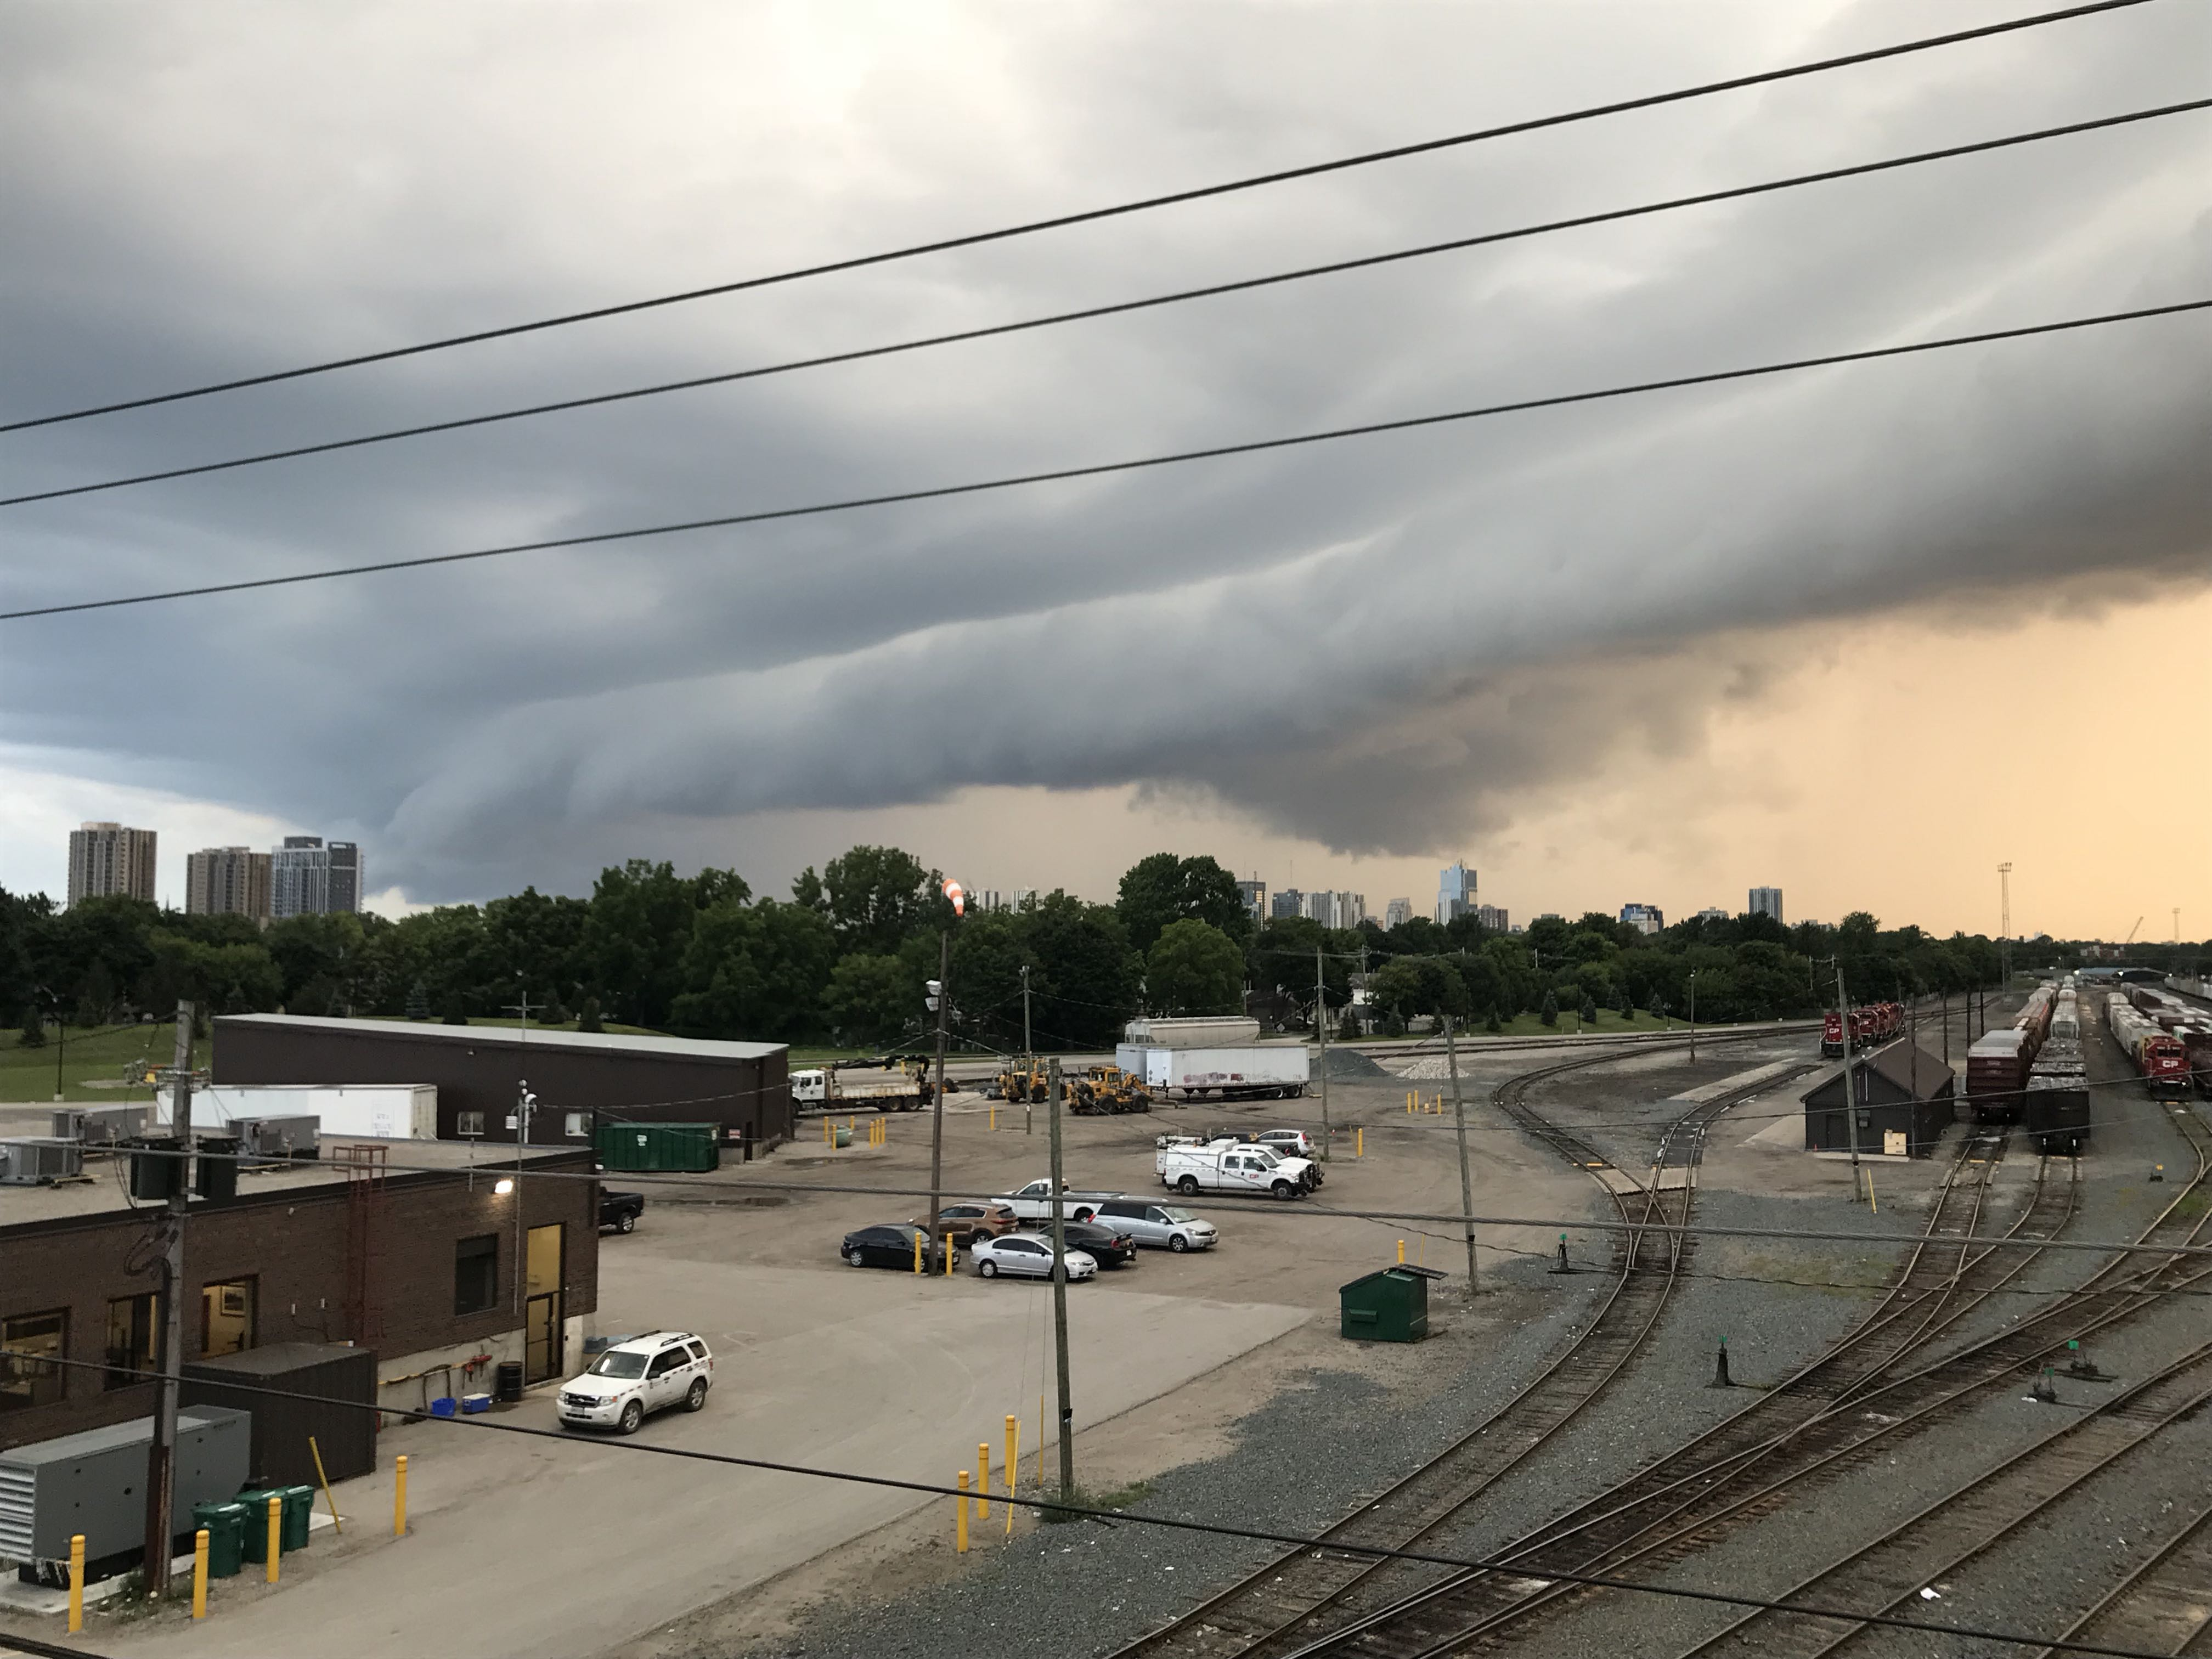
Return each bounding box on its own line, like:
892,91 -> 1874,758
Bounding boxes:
2,1 -> 2207,935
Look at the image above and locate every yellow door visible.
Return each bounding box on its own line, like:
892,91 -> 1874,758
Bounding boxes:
524,1226 -> 563,1381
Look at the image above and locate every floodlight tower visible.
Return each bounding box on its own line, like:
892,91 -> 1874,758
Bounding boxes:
1997,862 -> 2013,984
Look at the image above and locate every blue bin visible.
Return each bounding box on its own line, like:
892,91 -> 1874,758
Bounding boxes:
429,1396 -> 458,1418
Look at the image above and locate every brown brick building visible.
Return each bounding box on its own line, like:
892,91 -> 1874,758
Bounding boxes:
0,1147 -> 598,1453
211,1014 -> 790,1150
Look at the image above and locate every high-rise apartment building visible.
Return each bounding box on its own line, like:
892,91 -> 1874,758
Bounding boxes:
1271,889 -> 1302,921
1384,898 -> 1412,929
271,836 -> 363,918
1619,902 -> 1665,935
1696,906 -> 1729,922
1300,891 -> 1365,930
1236,879 -> 1267,921
67,822 -> 157,906
1436,862 -> 1475,925
1750,886 -> 1784,924
1476,904 -> 1510,932
186,847 -> 273,921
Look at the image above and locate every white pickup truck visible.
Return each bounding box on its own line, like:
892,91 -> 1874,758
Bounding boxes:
1156,1144 -> 1316,1200
996,1178 -> 1122,1223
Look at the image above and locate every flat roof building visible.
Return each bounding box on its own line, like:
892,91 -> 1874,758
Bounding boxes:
1750,887 -> 1784,924
67,823 -> 156,907
186,847 -> 272,921
211,1014 -> 791,1150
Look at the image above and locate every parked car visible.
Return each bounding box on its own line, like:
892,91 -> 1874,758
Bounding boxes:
599,1190 -> 646,1234
1056,1219 -> 1139,1268
1092,1198 -> 1220,1252
996,1178 -> 1119,1223
1254,1130 -> 1317,1161
557,1331 -> 713,1434
972,1233 -> 1098,1280
912,1201 -> 1019,1245
842,1222 -> 950,1270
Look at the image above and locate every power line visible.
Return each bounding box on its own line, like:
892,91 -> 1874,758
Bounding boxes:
9,97 -> 2203,510
0,1347 -> 2185,1659
7,295 -> 2204,623
0,0 -> 2157,437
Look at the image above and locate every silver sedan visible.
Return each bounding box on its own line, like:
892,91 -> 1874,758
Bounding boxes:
972,1233 -> 1098,1280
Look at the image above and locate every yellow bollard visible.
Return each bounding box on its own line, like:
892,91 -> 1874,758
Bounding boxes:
977,1442 -> 990,1519
193,1528 -> 209,1618
264,1493 -> 282,1584
309,1434 -> 343,1535
1356,1127 -> 1363,1159
394,1453 -> 408,1536
913,1229 -> 923,1274
944,1231 -> 954,1276
956,1471 -> 969,1554
1396,1238 -> 1405,1265
823,1116 -> 831,1146
990,1103 -> 997,1132
68,1534 -> 83,1633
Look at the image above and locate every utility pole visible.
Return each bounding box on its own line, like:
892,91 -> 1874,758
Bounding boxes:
1997,862 -> 2013,985
1020,963 -> 1034,1136
142,1000 -> 194,1596
926,933 -> 950,1249
1941,990 -> 1949,1066
1836,968 -> 1862,1202
1046,1058 -> 1074,1502
1314,947 -> 1332,1162
1443,1012 -> 1478,1298
511,1080 -> 535,1346
1688,970 -> 1698,1063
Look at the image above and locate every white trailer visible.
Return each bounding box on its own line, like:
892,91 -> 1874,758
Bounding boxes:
1115,1045 -> 1310,1101
167,1084 -> 438,1140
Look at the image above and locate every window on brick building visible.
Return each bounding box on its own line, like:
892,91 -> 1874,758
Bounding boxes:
564,1113 -> 589,1138
0,1309 -> 67,1411
454,1234 -> 499,1315
105,1293 -> 157,1390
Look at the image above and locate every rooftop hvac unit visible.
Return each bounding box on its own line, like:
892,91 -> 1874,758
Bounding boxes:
234,1116 -> 320,1166
0,1137 -> 86,1186
49,1104 -> 151,1146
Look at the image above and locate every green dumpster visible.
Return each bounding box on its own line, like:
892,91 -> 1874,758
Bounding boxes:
279,1485 -> 314,1551
190,1500 -> 247,1579
238,1490 -> 284,1563
593,1121 -> 721,1173
1338,1264 -> 1447,1342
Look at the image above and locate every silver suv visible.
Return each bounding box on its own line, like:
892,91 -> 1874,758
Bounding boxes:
1092,1198 -> 1219,1252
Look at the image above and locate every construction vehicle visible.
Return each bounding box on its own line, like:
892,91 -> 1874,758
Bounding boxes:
997,1060 -> 1048,1103
1069,1065 -> 1151,1116
791,1059 -> 932,1114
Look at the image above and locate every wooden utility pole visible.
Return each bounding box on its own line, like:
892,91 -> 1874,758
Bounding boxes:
927,933 -> 950,1245
1837,968 -> 1862,1201
1046,1058 -> 1074,1502
1443,1012 -> 1478,1297
1020,963 -> 1033,1136
142,1001 -> 194,1596
1314,947 -> 1332,1161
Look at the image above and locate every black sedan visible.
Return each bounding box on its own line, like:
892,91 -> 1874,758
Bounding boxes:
1054,1220 -> 1139,1269
842,1223 -> 950,1271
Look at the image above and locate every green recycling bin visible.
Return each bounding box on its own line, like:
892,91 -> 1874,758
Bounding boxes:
279,1486 -> 314,1552
238,1490 -> 284,1564
190,1500 -> 247,1579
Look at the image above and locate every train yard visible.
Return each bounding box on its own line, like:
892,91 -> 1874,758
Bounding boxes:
620,984 -> 2212,1659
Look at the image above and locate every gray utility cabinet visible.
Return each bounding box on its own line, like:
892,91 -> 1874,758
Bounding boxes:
0,1138 -> 84,1186
0,1407 -> 250,1565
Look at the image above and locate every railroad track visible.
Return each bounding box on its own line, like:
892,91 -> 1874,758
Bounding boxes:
1678,1336 -> 2212,1657
1272,1097 -> 2210,1658
2023,1488 -> 2212,1657
1107,1042 -> 1797,1659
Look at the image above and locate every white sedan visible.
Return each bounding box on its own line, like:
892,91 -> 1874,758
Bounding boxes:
973,1233 -> 1098,1280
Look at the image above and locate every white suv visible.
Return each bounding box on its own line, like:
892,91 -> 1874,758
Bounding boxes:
558,1331 -> 714,1434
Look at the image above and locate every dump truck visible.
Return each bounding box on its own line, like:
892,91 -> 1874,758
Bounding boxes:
790,1061 -> 932,1114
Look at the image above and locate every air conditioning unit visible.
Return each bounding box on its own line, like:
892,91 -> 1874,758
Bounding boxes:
234,1116 -> 320,1166
0,1138 -> 85,1186
0,1408 -> 250,1570
50,1105 -> 151,1147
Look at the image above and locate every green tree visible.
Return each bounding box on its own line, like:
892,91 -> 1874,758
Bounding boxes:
822,953 -> 918,1048
1115,854 -> 1251,956
582,860 -> 747,1028
1540,988 -> 1559,1027
18,1007 -> 44,1047
1578,994 -> 1599,1024
819,845 -> 949,958
949,912 -> 1039,1049
1146,919 -> 1244,1015
404,977 -> 430,1021
577,995 -> 605,1033
1026,892 -> 1142,1048
672,898 -> 838,1042
1483,1005 -> 1503,1034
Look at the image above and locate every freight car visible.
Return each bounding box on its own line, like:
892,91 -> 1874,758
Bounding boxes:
2024,1037 -> 2090,1154
2107,994 -> 2192,1103
2178,1024 -> 2212,1098
1966,1029 -> 2032,1125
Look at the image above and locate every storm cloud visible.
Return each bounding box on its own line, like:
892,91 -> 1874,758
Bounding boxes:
2,1 -> 2208,902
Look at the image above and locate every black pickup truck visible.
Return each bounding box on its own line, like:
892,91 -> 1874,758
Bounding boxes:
599,1189 -> 646,1234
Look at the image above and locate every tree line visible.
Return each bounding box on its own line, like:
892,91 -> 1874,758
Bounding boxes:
0,843 -> 2113,1054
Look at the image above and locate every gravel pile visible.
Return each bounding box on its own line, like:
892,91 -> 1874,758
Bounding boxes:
731,1278 -> 1610,1659
1315,1047 -> 1391,1079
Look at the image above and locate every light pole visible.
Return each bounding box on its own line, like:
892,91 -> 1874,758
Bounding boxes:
1688,970 -> 1698,1062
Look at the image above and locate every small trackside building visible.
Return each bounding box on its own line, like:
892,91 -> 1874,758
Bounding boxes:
211,1014 -> 789,1152
1801,1040 -> 1957,1156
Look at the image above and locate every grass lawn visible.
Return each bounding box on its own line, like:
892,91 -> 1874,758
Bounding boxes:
350,1014 -> 665,1037
0,1022 -> 196,1103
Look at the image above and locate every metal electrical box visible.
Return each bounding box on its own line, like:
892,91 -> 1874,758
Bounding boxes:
234,1116 -> 320,1165
50,1105 -> 151,1146
0,1138 -> 84,1186
0,1407 -> 251,1566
